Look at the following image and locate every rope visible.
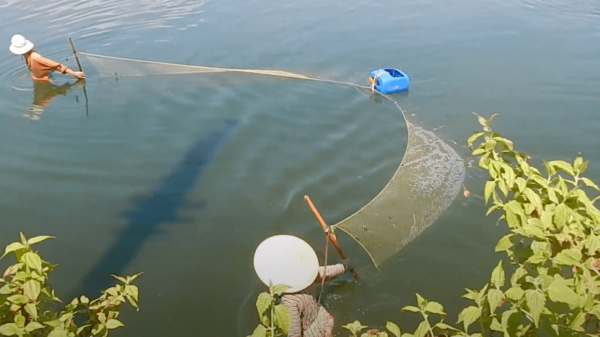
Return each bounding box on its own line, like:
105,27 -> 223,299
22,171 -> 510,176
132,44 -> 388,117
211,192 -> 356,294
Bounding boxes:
317,233 -> 329,305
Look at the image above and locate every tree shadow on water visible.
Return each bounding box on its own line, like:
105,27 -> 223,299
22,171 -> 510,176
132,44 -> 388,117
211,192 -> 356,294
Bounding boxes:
72,119 -> 239,299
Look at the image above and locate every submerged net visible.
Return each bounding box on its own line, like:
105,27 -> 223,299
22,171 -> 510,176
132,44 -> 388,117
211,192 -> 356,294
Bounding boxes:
80,51 -> 465,268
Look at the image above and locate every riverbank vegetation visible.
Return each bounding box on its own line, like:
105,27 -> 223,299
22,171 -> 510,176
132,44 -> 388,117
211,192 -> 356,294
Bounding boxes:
0,234 -> 140,337
249,114 -> 600,336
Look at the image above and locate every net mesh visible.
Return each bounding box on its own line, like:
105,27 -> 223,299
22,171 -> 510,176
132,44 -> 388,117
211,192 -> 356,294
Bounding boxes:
80,51 -> 465,267
80,52 -> 309,79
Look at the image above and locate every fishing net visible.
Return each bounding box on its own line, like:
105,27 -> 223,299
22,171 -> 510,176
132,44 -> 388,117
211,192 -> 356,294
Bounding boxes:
80,51 -> 465,268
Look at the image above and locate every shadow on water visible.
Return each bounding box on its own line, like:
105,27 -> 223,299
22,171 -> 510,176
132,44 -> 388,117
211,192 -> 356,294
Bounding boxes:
72,119 -> 238,299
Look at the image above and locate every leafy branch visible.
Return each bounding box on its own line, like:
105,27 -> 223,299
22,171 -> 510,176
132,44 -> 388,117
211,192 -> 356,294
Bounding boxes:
0,233 -> 141,337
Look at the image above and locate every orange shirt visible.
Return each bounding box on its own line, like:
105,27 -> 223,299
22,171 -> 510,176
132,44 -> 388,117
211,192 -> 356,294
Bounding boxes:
25,52 -> 67,81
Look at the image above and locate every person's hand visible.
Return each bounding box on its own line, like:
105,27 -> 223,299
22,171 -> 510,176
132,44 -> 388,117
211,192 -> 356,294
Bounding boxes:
342,258 -> 354,271
71,71 -> 85,80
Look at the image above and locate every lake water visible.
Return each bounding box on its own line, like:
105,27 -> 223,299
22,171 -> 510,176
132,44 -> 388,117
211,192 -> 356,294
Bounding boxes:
0,0 -> 599,335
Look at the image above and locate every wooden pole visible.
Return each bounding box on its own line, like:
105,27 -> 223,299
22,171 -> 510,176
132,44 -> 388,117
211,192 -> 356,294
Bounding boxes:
67,37 -> 89,116
68,37 -> 83,72
304,195 -> 359,280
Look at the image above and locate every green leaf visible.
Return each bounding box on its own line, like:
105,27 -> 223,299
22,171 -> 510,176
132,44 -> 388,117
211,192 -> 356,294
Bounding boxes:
23,280 -> 41,302
515,177 -> 527,193
21,252 -> 42,271
522,222 -> 546,239
589,304 -> 600,320
478,283 -> 489,304
523,203 -> 535,215
498,179 -> 508,196
43,320 -> 61,329
488,289 -> 504,313
484,180 -> 496,204
76,325 -> 90,335
490,318 -> 503,332
486,204 -> 503,216
342,321 -> 368,335
24,322 -> 44,333
525,290 -> 545,327
582,177 -> 600,192
124,285 -> 139,302
274,305 -> 290,334
8,294 -> 26,305
413,321 -> 428,337
1,243 -> 26,259
433,322 -> 458,331
0,323 -> 19,336
457,306 -> 481,332
585,234 -> 600,255
523,188 -> 543,214
505,200 -> 524,216
553,249 -> 582,267
127,271 -> 143,282
495,234 -> 513,252
14,314 -> 25,328
105,319 -> 124,330
48,328 -> 68,337
494,137 -> 514,151
91,324 -> 104,336
468,132 -> 485,148
425,301 -> 444,315
491,261 -> 505,288
548,278 -> 580,307
80,295 -> 90,305
24,303 -> 37,320
111,275 -> 127,283
505,287 -> 525,301
0,284 -> 13,295
547,188 -> 558,204
504,209 -> 521,229
526,253 -> 547,264
415,293 -> 426,308
573,154 -> 584,174
248,324 -> 267,337
543,161 -> 556,177
271,285 -> 289,296
386,322 -> 401,337
554,204 -> 568,229
569,312 -> 586,330
401,306 -> 420,313
548,160 -> 574,176
26,236 -> 54,246
255,292 -> 272,317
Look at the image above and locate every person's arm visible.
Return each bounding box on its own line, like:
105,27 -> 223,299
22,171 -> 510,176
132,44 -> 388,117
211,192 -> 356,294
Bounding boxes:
35,53 -> 85,79
315,263 -> 346,283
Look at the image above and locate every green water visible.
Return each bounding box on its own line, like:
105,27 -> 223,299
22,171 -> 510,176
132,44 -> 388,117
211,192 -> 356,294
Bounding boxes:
0,0 -> 599,335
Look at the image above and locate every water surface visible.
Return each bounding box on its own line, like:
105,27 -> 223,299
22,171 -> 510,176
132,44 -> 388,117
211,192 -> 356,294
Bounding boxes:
0,0 -> 599,335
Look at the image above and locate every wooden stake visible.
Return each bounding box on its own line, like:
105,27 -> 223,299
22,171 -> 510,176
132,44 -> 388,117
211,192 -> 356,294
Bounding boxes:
67,37 -> 89,116
68,37 -> 83,72
304,195 -> 359,280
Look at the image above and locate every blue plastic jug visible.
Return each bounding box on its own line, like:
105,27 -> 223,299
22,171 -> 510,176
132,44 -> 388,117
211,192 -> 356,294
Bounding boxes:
369,68 -> 409,94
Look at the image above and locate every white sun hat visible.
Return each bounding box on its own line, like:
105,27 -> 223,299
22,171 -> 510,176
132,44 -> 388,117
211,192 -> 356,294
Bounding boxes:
253,235 -> 319,294
9,34 -> 34,55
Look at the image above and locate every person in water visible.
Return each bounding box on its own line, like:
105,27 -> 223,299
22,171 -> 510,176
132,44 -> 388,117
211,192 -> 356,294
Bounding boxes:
9,34 -> 85,82
253,234 -> 353,337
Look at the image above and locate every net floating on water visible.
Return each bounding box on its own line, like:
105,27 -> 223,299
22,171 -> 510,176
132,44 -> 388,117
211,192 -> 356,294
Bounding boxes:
80,51 -> 466,268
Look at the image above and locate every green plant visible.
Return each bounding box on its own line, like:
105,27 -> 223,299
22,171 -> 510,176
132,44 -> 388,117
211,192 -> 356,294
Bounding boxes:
0,233 -> 141,337
247,285 -> 290,337
340,114 -> 600,336
249,115 -> 600,337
